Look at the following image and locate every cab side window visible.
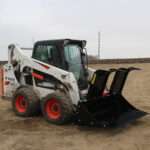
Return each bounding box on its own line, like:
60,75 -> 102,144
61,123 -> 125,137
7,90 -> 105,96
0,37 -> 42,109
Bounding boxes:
33,45 -> 59,66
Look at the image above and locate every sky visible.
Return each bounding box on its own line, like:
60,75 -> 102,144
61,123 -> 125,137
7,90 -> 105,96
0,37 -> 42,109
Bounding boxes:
0,0 -> 150,60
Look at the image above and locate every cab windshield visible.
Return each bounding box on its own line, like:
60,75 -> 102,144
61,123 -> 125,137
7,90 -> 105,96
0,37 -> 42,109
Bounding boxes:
64,44 -> 84,81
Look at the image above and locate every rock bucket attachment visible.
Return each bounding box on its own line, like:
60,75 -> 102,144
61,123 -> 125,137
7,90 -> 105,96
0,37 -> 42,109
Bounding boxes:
77,68 -> 147,127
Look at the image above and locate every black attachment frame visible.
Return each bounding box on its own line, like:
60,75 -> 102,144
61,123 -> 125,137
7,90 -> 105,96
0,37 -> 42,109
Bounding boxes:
76,67 -> 147,127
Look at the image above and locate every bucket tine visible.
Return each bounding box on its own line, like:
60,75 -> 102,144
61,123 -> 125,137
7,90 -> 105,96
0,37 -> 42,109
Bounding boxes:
110,67 -> 141,95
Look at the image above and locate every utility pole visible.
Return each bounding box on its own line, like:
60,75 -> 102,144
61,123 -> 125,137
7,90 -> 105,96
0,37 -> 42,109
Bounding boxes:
32,37 -> 35,45
98,32 -> 101,59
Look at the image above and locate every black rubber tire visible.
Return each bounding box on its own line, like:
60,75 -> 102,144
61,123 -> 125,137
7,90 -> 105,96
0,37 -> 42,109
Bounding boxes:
12,87 -> 40,117
41,91 -> 74,125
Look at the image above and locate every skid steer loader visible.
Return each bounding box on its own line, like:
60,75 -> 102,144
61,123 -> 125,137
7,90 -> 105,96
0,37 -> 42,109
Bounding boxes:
2,39 -> 147,127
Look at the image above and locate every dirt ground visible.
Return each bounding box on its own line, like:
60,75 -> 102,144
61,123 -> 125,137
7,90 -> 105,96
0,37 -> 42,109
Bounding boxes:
0,63 -> 150,150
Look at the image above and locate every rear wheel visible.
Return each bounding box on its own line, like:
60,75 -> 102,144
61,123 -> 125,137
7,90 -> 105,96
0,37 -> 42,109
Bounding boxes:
41,92 -> 74,125
15,95 -> 28,113
12,87 -> 40,117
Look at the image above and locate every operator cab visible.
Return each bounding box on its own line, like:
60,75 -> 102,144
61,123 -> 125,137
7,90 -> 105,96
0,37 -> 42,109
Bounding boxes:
32,39 -> 88,90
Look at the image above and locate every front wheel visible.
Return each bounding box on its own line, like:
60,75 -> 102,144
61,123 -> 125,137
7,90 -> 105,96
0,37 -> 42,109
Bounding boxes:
41,92 -> 74,125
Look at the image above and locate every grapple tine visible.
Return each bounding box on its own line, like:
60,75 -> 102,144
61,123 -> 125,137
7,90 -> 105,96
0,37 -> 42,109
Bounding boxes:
109,67 -> 141,95
109,68 -> 130,95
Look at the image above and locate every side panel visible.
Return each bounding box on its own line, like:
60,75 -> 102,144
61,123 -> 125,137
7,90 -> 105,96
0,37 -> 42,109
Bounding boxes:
3,64 -> 19,98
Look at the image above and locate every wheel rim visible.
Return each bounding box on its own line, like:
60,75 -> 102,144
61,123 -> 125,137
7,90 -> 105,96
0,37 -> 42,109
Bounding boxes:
15,95 -> 27,113
45,98 -> 61,120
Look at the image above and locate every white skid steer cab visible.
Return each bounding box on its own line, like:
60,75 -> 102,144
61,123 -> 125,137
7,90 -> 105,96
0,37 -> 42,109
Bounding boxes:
2,39 -> 147,127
